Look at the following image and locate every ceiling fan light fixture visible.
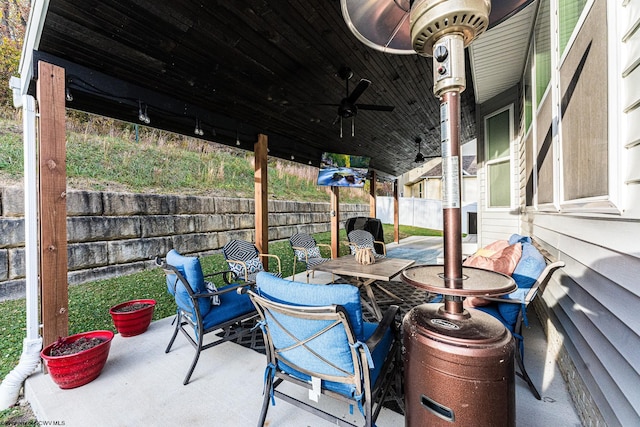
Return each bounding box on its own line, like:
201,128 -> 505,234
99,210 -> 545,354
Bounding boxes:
414,136 -> 425,162
138,101 -> 150,124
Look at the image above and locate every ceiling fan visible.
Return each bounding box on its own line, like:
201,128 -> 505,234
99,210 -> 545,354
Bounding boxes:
320,66 -> 395,137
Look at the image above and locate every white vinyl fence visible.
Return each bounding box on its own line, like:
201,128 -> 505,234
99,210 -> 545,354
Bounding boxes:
376,197 -> 477,234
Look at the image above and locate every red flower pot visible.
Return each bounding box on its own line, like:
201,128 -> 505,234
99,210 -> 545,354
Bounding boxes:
109,299 -> 156,337
40,330 -> 114,389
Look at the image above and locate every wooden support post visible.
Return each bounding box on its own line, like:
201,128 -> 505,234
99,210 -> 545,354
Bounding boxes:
255,134 -> 269,269
394,179 -> 400,244
369,170 -> 376,218
37,61 -> 68,347
330,186 -> 340,259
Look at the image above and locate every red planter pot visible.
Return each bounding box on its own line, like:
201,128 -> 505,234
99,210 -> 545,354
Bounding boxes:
40,330 -> 114,389
109,299 -> 156,337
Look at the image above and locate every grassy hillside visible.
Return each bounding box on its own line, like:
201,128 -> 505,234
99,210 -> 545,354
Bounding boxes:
0,117 -> 370,203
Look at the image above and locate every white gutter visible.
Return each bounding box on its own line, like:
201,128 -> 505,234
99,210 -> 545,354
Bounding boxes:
18,0 -> 50,96
0,88 -> 42,410
0,0 -> 50,407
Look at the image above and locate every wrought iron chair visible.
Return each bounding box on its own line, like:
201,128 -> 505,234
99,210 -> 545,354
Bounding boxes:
249,272 -> 401,427
474,235 -> 565,400
347,229 -> 387,258
289,233 -> 333,282
222,239 -> 282,282
156,249 -> 257,385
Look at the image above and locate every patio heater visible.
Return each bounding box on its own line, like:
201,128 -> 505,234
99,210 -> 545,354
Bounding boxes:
340,0 -> 531,425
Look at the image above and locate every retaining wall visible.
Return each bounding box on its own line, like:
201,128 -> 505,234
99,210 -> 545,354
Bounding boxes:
0,186 -> 368,301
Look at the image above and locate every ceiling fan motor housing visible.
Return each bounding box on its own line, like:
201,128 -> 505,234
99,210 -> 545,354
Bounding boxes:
339,100 -> 356,118
410,0 -> 491,96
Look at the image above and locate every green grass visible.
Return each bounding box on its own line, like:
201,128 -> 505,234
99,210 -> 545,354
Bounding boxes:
0,225 -> 439,380
0,118 -> 369,204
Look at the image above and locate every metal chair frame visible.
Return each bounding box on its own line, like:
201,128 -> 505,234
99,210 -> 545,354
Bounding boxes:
483,258 -> 565,399
157,257 -> 257,385
289,233 -> 333,282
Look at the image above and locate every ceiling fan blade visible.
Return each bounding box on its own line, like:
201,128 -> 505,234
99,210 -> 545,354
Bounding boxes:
356,104 -> 395,112
299,102 -> 341,107
346,79 -> 371,104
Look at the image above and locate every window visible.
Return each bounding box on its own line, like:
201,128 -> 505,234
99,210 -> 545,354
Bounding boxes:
535,0 -> 551,104
559,0 -> 588,55
559,0 -> 608,202
523,51 -> 533,134
485,108 -> 512,208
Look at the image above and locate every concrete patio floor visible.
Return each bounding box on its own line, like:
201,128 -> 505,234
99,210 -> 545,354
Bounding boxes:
24,237 -> 582,426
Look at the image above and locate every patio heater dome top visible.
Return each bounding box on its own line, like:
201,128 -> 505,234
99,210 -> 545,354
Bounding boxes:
340,0 -> 491,56
410,0 -> 491,55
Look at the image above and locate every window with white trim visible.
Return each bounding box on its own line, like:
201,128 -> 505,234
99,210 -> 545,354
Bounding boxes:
485,107 -> 513,208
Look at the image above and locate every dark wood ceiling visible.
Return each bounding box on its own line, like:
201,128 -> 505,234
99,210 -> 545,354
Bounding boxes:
31,0 -> 478,178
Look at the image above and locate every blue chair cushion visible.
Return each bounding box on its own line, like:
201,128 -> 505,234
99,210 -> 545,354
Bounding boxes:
277,320 -> 394,398
497,234 -> 547,326
255,272 -> 394,399
255,272 -> 364,340
166,249 -> 211,317
475,305 -> 514,333
509,235 -> 546,289
201,286 -> 255,330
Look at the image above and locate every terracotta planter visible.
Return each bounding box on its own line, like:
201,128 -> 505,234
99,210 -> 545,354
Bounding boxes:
109,299 -> 156,337
40,330 -> 114,389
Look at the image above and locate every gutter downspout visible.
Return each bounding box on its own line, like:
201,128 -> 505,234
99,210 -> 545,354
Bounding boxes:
0,79 -> 42,410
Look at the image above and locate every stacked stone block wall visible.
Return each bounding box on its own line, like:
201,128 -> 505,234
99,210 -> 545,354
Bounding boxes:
0,186 -> 368,301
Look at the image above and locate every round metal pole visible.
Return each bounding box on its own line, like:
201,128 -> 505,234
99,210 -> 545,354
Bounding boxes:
440,90 -> 464,314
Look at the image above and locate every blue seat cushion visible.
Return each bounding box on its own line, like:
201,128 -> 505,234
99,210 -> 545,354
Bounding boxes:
255,272 -> 364,340
475,305 -> 515,333
509,234 -> 546,289
497,234 -> 547,326
166,249 -> 211,317
277,320 -> 394,399
201,287 -> 255,330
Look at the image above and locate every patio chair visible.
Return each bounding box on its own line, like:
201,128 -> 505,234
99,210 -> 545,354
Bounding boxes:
222,239 -> 282,282
347,230 -> 387,258
473,235 -> 565,400
156,249 -> 257,385
248,272 -> 401,427
289,233 -> 333,282
345,217 -> 385,255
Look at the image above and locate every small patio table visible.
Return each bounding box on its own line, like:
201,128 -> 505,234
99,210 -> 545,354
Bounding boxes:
312,256 -> 416,320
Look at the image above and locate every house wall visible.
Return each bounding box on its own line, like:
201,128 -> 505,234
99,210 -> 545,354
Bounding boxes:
376,196 -> 477,234
476,1 -> 640,425
0,186 -> 368,301
402,175 -> 476,202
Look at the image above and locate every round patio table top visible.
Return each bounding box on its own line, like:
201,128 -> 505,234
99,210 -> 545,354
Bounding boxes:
401,264 -> 517,297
